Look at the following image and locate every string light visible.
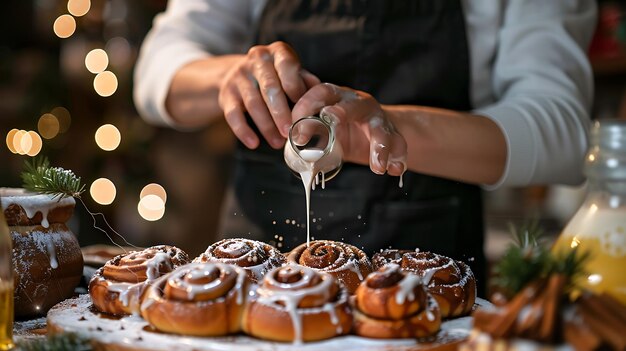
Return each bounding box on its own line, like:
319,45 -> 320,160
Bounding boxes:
85,49 -> 109,74
140,183 -> 167,204
12,130 -> 27,155
53,14 -> 76,39
93,71 -> 118,97
51,107 -> 71,133
90,178 -> 116,205
26,131 -> 42,157
19,132 -> 32,155
38,113 -> 60,139
67,0 -> 91,17
5,129 -> 19,153
138,194 -> 165,221
95,124 -> 121,151
6,130 -> 43,156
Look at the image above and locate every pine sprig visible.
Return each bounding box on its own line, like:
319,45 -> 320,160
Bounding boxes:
551,247 -> 590,291
492,220 -> 589,299
21,157 -> 85,199
492,241 -> 552,298
16,333 -> 92,351
508,219 -> 544,248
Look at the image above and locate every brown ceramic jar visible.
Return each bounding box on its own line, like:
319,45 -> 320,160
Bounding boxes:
0,188 -> 83,318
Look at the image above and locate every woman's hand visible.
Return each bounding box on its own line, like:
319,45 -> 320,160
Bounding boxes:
292,83 -> 407,176
218,41 -> 320,149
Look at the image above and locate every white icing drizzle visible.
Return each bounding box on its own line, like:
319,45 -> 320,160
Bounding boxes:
395,273 -> 422,305
193,239 -> 285,283
323,302 -> 342,334
284,137 -> 342,247
257,266 -> 342,344
346,258 -> 364,281
165,263 -> 246,304
46,239 -> 58,269
0,188 -> 75,229
145,252 -> 171,281
107,283 -> 136,307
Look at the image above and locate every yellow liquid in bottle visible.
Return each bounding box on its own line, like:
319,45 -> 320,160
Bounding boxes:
552,204 -> 626,305
0,280 -> 13,350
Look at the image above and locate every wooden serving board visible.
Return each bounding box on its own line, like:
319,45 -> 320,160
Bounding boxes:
47,295 -> 484,351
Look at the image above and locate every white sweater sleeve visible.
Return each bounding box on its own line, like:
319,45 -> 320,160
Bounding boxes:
133,0 -> 262,128
474,0 -> 597,189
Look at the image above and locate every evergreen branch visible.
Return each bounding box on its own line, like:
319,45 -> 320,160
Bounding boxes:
21,157 -> 85,199
492,243 -> 552,298
493,221 -> 591,298
551,246 -> 590,292
507,219 -> 544,249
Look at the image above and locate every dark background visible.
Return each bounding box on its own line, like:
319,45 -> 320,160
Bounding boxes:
1,0 -> 625,261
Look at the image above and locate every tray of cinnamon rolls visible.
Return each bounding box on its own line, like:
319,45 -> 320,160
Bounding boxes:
47,238 -> 484,350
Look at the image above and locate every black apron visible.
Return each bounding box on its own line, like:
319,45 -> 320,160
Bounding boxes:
219,0 -> 486,292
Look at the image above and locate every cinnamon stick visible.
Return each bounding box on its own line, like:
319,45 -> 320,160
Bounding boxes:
578,294 -> 626,350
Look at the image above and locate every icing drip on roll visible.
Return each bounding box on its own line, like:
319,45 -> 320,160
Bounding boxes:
372,249 -> 477,318
287,240 -> 373,294
161,263 -> 246,306
140,262 -> 250,337
353,263 -> 442,339
194,238 -> 286,283
252,265 -> 350,344
89,245 -> 189,316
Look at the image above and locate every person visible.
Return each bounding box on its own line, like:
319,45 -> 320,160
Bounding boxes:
133,0 -> 597,291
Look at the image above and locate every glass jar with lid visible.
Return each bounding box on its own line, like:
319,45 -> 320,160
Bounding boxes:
553,119 -> 626,304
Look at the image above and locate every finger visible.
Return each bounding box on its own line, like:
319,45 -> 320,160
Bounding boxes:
219,87 -> 259,149
300,69 -> 321,89
292,83 -> 343,122
387,133 -> 408,177
367,115 -> 393,175
249,48 -> 293,138
271,43 -> 308,102
236,73 -> 285,149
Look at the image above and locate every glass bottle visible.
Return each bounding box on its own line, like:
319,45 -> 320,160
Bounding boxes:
553,119 -> 626,305
0,207 -> 14,350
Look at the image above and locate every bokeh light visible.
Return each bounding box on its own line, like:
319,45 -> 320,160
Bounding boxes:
85,49 -> 109,74
51,107 -> 71,133
53,15 -> 76,39
105,37 -> 132,67
67,0 -> 91,17
6,129 -> 18,153
19,132 -> 32,155
140,183 -> 167,204
90,178 -> 116,205
95,124 -> 121,151
12,130 -> 27,154
38,113 -> 60,139
26,131 -> 42,157
137,194 -> 165,221
7,130 -> 42,156
93,71 -> 118,97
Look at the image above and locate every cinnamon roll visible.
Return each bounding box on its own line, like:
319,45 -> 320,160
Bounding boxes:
353,263 -> 441,339
242,265 -> 353,343
193,238 -> 285,283
89,245 -> 189,316
373,249 -> 476,318
141,262 -> 250,336
287,240 -> 372,294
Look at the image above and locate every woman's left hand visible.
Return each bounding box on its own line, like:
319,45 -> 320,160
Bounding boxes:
292,83 -> 407,176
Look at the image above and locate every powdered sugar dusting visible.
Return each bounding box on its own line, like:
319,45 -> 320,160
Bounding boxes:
48,295 -> 485,350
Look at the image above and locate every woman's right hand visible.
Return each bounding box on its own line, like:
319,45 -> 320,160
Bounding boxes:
218,41 -> 320,149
